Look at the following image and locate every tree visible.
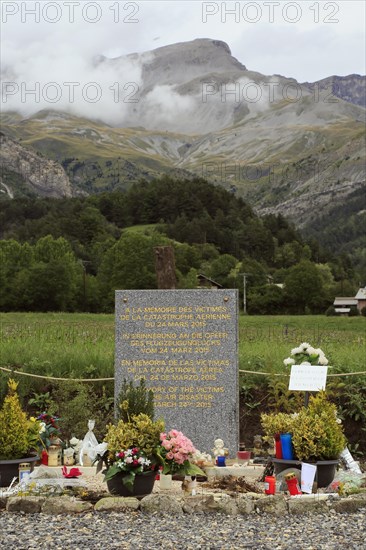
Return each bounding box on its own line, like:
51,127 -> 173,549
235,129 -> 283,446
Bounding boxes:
248,285 -> 284,314
97,232 -> 169,310
0,240 -> 35,310
207,254 -> 239,287
284,260 -> 324,313
21,236 -> 80,311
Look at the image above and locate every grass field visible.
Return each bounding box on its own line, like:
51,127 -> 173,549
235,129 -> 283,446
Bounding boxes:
1,312 -> 365,451
1,312 -> 365,383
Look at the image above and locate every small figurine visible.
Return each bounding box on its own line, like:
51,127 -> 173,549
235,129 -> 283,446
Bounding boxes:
212,438 -> 229,458
252,435 -> 264,458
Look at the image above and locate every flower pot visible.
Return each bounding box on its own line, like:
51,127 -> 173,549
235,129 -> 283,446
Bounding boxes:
106,470 -> 156,498
237,451 -> 251,464
0,455 -> 39,487
159,473 -> 173,490
272,458 -> 339,488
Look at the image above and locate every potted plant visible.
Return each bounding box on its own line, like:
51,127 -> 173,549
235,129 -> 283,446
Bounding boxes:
261,392 -> 346,486
0,379 -> 40,486
158,429 -> 205,485
98,413 -> 165,497
260,342 -> 347,487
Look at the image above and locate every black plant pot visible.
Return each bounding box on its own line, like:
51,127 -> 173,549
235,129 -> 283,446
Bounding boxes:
272,458 -> 339,488
0,455 -> 39,487
106,470 -> 156,498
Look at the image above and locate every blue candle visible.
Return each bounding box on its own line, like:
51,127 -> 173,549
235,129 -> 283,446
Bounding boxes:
217,456 -> 226,467
280,433 -> 294,460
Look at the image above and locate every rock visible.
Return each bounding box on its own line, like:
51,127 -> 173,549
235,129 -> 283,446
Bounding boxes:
214,494 -> 239,515
183,493 -> 239,515
236,495 -> 255,515
0,133 -> 73,198
0,496 -> 7,510
331,498 -> 366,514
6,496 -> 45,513
140,494 -> 183,515
95,497 -> 140,512
255,495 -> 288,516
288,498 -> 329,515
182,495 -> 221,514
41,495 -> 93,514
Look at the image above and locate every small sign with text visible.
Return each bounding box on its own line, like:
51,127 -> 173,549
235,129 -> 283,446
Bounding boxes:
289,365 -> 328,392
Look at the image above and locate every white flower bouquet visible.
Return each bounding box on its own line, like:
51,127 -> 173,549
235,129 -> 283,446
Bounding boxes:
283,342 -> 329,366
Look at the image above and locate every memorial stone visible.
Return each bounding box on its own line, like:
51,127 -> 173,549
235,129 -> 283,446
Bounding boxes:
115,289 -> 239,456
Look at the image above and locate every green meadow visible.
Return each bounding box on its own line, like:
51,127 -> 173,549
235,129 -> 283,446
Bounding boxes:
1,312 -> 365,451
1,312 -> 364,382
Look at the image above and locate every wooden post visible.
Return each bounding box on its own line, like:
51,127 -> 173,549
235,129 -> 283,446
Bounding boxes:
154,246 -> 177,289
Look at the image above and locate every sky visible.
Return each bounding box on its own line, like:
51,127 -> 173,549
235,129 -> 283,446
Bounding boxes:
1,1 -> 365,121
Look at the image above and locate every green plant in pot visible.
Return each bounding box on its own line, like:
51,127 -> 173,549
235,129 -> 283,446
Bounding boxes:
261,393 -> 346,460
99,413 -> 165,497
291,392 -> 346,461
261,393 -> 347,487
260,412 -> 296,443
0,379 -> 41,486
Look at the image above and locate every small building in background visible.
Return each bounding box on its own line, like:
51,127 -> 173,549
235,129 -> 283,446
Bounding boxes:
355,287 -> 366,311
333,287 -> 366,315
197,274 -> 223,290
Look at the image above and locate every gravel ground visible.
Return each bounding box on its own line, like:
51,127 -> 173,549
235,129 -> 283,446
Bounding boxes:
0,510 -> 365,550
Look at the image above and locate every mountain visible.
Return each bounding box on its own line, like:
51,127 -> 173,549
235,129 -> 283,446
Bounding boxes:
301,74 -> 366,108
1,38 -> 365,232
0,132 -> 72,198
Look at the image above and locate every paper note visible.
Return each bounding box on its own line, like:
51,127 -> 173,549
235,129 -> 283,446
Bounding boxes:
301,462 -> 317,494
289,365 -> 328,391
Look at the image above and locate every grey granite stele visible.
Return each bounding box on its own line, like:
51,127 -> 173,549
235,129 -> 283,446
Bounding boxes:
115,289 -> 239,457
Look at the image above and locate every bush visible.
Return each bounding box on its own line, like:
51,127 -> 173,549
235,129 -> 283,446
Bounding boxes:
48,381 -> 114,442
291,393 -> 346,460
325,305 -> 337,316
0,379 -> 30,459
117,378 -> 154,422
361,306 -> 366,317
349,306 -> 360,317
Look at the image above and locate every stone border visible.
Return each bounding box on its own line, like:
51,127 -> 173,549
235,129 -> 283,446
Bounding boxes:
1,491 -> 366,515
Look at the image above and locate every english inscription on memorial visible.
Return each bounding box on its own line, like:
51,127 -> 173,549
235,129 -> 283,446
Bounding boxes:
115,289 -> 239,455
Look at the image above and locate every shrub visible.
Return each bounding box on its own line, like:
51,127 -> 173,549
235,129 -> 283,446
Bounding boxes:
349,306 -> 360,316
291,393 -> 346,460
0,379 -> 30,459
104,413 -> 164,461
117,378 -> 154,421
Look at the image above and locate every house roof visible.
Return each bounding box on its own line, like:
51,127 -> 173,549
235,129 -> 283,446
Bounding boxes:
197,273 -> 223,288
355,287 -> 366,300
333,298 -> 358,306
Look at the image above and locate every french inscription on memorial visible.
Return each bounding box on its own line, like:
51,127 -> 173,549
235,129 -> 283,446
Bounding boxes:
115,289 -> 239,455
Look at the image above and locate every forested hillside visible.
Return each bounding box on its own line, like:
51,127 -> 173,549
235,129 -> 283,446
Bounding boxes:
0,177 -> 359,314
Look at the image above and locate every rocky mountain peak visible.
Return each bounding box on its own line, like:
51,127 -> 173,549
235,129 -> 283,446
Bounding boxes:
0,133 -> 72,198
120,38 -> 246,88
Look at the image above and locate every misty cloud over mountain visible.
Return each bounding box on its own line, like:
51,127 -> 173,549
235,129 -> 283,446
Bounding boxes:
4,38 -> 363,134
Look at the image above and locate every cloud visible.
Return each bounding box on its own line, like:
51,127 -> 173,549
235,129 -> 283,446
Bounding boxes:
0,0 -> 364,129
